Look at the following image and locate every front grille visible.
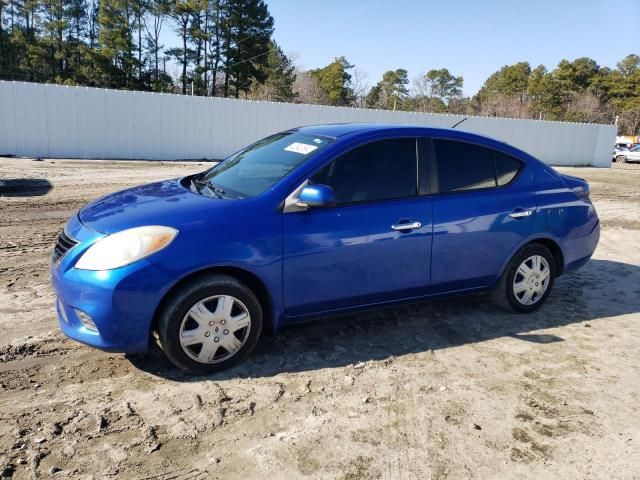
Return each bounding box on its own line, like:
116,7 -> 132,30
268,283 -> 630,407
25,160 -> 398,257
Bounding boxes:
52,230 -> 79,263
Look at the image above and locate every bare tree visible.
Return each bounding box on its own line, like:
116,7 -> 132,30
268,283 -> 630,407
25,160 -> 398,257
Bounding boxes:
566,91 -> 608,123
477,93 -> 530,119
293,70 -> 328,105
617,108 -> 640,136
350,67 -> 370,107
412,75 -> 446,113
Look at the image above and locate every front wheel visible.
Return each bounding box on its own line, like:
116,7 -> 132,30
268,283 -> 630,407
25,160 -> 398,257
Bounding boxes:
616,155 -> 627,163
493,243 -> 556,313
156,274 -> 263,374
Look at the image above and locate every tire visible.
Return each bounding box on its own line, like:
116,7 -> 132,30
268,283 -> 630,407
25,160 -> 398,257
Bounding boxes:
492,243 -> 556,313
616,155 -> 627,163
156,274 -> 263,375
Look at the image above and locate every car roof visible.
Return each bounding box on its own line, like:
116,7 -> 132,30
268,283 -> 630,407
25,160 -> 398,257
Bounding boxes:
289,123 -> 549,169
292,122 -> 514,149
291,123 -> 509,147
292,123 -> 444,138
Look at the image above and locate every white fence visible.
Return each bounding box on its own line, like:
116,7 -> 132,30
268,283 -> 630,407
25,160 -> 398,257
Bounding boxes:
0,81 -> 616,166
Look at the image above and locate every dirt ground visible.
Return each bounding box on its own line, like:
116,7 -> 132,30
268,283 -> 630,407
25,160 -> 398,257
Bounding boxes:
0,157 -> 639,480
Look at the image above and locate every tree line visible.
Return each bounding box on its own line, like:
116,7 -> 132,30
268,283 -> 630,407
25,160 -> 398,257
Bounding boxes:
340,55 -> 639,135
0,0 -> 293,98
0,0 -> 638,134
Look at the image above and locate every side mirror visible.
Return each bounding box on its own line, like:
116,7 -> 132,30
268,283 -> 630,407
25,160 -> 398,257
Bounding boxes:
297,184 -> 336,209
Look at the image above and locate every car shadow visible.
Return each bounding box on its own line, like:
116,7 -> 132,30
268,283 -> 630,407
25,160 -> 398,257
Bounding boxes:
0,178 -> 53,197
127,258 -> 640,381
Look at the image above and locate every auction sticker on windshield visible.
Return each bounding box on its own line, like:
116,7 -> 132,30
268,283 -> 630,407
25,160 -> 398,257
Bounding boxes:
284,142 -> 318,155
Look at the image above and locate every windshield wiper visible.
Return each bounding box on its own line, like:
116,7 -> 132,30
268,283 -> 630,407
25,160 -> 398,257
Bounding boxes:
211,185 -> 227,196
191,176 -> 224,199
191,173 -> 244,199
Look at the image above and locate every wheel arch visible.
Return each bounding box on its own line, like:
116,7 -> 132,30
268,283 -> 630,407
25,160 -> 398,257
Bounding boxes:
529,238 -> 565,276
497,236 -> 565,283
150,265 -> 275,340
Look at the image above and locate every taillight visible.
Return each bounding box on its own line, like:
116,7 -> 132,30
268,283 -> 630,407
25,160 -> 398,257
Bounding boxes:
560,174 -> 590,201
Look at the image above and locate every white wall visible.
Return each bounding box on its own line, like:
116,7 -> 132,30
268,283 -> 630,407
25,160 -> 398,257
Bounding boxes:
0,81 -> 616,166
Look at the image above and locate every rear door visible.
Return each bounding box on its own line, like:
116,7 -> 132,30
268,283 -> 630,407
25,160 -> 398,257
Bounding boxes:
429,139 -> 535,293
282,138 -> 433,316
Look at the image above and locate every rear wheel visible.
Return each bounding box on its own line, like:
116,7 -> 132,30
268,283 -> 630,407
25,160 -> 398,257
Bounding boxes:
493,243 -> 556,313
156,274 -> 262,374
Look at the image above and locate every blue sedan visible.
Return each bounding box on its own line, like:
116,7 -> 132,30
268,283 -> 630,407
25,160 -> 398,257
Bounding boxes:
51,124 -> 600,374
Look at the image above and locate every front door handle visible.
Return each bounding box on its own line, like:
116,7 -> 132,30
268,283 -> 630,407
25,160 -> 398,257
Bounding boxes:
391,221 -> 422,231
509,209 -> 533,219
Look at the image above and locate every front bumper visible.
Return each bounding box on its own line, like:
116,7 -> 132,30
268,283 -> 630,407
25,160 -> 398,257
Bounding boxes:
51,215 -> 174,353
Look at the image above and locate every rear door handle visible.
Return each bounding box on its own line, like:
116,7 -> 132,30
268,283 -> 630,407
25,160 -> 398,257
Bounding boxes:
509,209 -> 533,219
391,221 -> 422,231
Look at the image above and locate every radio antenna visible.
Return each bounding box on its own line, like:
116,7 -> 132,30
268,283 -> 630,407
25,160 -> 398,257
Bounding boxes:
451,117 -> 468,129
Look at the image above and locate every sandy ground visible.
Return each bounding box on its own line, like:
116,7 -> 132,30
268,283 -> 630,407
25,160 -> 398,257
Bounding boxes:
0,157 -> 639,480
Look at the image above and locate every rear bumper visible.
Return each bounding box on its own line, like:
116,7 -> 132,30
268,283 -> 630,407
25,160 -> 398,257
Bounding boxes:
562,219 -> 600,274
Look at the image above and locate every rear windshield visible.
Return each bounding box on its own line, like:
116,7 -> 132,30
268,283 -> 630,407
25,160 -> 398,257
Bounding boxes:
201,132 -> 333,197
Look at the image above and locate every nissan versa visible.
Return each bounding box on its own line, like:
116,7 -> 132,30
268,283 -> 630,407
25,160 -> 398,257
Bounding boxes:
51,124 -> 600,374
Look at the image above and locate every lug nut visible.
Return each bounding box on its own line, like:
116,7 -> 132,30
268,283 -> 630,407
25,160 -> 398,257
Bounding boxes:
223,329 -> 229,335
214,337 -> 219,342
209,321 -> 214,326
204,331 -> 210,337
221,319 -> 226,325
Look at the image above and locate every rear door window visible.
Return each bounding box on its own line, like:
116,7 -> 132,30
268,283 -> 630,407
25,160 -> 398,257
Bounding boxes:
434,140 -> 496,192
494,152 -> 523,186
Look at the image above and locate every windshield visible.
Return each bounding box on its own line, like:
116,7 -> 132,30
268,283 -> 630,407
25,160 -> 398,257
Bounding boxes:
199,132 -> 334,197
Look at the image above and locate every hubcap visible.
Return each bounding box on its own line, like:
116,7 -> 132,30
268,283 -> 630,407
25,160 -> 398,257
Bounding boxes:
179,295 -> 251,364
513,255 -> 550,306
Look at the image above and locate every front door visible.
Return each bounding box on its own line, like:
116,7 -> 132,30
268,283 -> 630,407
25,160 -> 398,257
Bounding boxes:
282,138 -> 433,317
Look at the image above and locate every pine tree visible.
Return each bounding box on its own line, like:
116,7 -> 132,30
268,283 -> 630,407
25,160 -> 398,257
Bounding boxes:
365,83 -> 381,108
167,0 -> 197,93
143,0 -> 168,88
0,0 -> 5,74
208,0 -> 224,95
188,0 -> 206,95
131,0 -> 145,79
222,0 -> 272,98
87,0 -> 98,48
309,56 -> 354,106
367,69 -> 409,110
40,0 -> 71,79
253,40 -> 295,101
97,0 -> 136,88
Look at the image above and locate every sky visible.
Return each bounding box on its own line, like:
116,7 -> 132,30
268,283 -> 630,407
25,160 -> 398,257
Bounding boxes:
266,0 -> 640,96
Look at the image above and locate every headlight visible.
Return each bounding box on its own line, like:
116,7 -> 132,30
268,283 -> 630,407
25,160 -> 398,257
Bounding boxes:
75,226 -> 178,270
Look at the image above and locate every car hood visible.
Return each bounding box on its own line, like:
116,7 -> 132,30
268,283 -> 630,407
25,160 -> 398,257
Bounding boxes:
78,178 -> 234,234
